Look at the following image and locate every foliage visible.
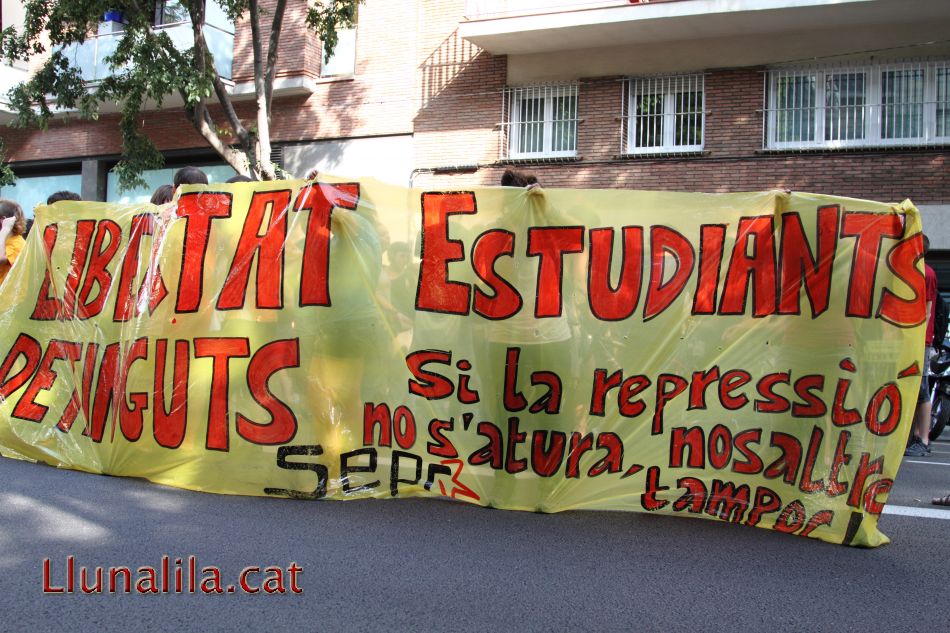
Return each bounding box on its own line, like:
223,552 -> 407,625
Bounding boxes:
1,1 -> 362,189
0,139 -> 14,187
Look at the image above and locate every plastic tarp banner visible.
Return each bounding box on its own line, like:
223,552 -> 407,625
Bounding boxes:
0,178 -> 925,546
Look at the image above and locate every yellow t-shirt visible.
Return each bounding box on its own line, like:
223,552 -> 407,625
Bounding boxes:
0,234 -> 25,287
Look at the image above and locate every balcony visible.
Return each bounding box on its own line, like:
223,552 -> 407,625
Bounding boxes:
460,0 -> 950,66
60,21 -> 234,83
0,63 -> 30,117
465,0 -> 666,21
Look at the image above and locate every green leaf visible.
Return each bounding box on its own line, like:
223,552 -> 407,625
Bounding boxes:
0,139 -> 16,187
306,0 -> 363,61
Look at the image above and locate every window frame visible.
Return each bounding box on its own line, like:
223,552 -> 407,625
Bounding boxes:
321,27 -> 357,77
320,7 -> 358,78
765,61 -> 950,150
153,0 -> 190,27
624,74 -> 705,155
504,84 -> 579,160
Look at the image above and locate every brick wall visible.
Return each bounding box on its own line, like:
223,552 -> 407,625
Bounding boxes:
414,67 -> 950,205
413,0 -> 507,169
418,151 -> 948,203
231,0 -> 321,83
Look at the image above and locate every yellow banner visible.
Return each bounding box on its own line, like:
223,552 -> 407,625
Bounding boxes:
0,178 -> 925,546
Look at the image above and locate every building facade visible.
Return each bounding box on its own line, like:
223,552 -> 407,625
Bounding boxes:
1,0 -> 949,261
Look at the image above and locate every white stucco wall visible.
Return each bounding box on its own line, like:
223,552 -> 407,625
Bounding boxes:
282,135 -> 415,187
918,205 -> 950,250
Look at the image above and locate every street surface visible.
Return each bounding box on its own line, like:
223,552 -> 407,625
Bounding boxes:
1,432 -> 947,633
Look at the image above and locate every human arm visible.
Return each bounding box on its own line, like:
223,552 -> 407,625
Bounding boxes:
0,217 -> 15,265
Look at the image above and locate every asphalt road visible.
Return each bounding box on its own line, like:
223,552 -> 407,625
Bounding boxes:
0,434 -> 947,633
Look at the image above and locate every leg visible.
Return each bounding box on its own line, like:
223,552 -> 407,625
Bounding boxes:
914,398 -> 931,447
916,369 -> 931,447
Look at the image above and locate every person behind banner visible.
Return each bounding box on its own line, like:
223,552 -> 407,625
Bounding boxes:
906,234 -> 937,457
47,190 -> 81,205
0,199 -> 27,288
379,241 -> 414,347
488,169 -> 577,362
39,191 -> 82,238
475,169 -> 582,507
150,184 -> 175,205
300,178 -> 393,484
173,166 -> 209,187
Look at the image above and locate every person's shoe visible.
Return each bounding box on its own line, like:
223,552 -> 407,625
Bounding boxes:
904,440 -> 928,457
924,442 -> 932,454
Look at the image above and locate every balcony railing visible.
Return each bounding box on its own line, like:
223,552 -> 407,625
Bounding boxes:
59,21 -> 234,83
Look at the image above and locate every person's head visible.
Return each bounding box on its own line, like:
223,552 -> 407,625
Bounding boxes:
388,241 -> 411,269
150,184 -> 175,205
923,233 -> 931,255
500,168 -> 539,188
0,199 -> 26,236
173,166 -> 208,187
226,174 -> 254,183
46,191 -> 81,205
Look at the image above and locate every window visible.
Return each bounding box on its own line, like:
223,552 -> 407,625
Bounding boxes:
321,27 -> 357,77
939,67 -> 950,137
624,74 -> 704,154
504,85 -> 578,159
765,61 -> 950,149
321,7 -> 358,78
154,1 -> 189,26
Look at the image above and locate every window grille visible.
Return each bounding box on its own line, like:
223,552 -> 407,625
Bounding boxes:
622,74 -> 704,155
764,60 -> 950,150
502,84 -> 579,160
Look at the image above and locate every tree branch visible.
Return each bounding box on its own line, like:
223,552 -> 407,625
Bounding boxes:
136,23 -> 193,112
247,0 -> 275,179
248,0 -> 265,104
264,0 -> 288,114
185,0 -> 249,146
191,100 -> 249,174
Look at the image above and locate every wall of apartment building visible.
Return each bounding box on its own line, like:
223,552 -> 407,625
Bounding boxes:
3,0 -> 419,183
415,66 -> 949,208
413,0 -> 507,172
239,0 -> 419,145
3,0 -> 948,210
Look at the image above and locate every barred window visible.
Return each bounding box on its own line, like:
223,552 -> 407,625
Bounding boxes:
939,67 -> 950,137
765,61 -> 950,149
503,85 -> 578,159
623,74 -> 704,154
